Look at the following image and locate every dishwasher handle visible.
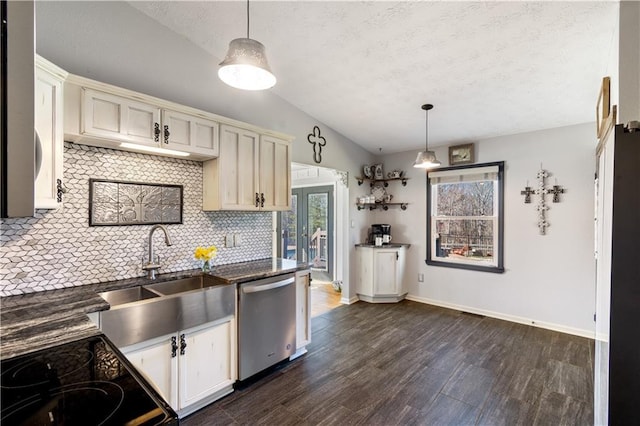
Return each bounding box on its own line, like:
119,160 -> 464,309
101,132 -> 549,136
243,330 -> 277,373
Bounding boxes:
242,276 -> 295,294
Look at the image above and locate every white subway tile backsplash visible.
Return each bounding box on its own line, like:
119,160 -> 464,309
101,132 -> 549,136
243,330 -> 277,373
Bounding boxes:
0,142 -> 273,296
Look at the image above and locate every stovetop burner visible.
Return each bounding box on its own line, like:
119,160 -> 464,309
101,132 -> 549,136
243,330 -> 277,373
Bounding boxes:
1,336 -> 176,426
1,349 -> 94,390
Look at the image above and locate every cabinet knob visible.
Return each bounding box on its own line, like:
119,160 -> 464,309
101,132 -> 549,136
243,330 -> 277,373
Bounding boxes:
260,193 -> 265,208
154,123 -> 160,142
255,193 -> 260,208
180,334 -> 187,355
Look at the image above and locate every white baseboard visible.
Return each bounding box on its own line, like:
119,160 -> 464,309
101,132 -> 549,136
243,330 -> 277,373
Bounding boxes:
340,296 -> 359,305
405,294 -> 594,339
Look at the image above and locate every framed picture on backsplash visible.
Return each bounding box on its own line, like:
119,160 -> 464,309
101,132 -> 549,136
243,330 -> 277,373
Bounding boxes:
89,179 -> 183,226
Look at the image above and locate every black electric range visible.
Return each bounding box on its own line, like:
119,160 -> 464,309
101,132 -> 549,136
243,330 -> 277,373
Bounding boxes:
0,335 -> 178,425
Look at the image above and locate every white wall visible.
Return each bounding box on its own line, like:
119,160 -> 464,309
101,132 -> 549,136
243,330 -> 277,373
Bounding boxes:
375,123 -> 597,336
35,1 -> 375,299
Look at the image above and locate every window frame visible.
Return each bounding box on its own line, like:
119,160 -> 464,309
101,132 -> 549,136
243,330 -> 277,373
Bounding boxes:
426,161 -> 505,273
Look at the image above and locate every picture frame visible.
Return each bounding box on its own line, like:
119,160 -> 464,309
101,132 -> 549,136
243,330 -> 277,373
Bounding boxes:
596,76 -> 611,139
89,179 -> 183,226
448,143 -> 475,166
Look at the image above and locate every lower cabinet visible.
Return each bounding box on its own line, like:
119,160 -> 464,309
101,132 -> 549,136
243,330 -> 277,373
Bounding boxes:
356,246 -> 408,303
121,317 -> 236,418
291,269 -> 311,359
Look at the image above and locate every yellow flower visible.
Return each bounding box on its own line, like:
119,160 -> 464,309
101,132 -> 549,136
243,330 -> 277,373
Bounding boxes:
194,245 -> 217,261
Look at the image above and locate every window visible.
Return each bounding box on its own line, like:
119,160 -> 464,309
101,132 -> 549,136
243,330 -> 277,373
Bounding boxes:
426,161 -> 504,273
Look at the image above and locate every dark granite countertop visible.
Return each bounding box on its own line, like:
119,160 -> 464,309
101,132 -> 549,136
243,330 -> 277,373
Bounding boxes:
355,243 -> 411,248
208,258 -> 307,284
0,258 -> 310,360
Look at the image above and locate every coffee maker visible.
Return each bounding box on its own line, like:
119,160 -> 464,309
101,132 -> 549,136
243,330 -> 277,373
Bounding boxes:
370,224 -> 392,246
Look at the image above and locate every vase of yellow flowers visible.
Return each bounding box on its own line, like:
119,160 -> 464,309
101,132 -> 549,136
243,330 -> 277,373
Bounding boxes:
194,245 -> 217,273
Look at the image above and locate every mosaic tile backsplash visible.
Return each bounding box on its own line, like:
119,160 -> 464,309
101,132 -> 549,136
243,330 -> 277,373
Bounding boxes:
0,143 -> 273,296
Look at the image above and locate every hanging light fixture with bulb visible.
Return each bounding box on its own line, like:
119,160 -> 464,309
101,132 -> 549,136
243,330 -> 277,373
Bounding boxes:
218,0 -> 276,91
413,104 -> 441,169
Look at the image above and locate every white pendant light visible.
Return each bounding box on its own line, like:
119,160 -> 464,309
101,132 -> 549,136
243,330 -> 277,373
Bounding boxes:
218,0 -> 276,91
413,103 -> 441,169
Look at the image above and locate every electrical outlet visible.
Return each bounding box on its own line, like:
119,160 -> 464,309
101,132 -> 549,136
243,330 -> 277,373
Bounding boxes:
225,235 -> 234,248
418,273 -> 424,282
234,233 -> 242,247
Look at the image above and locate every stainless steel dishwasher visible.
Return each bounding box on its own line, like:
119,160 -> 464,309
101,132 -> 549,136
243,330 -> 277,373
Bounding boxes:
238,273 -> 296,381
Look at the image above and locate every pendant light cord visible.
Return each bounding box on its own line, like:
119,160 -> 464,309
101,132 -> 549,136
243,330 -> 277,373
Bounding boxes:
247,0 -> 250,39
425,108 -> 429,151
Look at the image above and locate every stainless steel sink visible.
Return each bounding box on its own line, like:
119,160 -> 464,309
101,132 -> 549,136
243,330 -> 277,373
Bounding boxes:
99,286 -> 160,307
99,276 -> 235,348
144,275 -> 217,296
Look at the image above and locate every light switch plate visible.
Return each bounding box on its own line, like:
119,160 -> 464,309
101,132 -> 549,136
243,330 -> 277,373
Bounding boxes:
234,233 -> 242,247
225,234 -> 234,248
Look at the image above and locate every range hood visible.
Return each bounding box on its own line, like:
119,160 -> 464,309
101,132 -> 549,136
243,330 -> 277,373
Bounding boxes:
1,0 -> 35,218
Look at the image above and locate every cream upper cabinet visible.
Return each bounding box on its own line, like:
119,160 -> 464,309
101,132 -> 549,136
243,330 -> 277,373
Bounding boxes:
356,245 -> 408,303
65,75 -> 219,160
161,109 -> 219,157
82,88 -> 161,147
203,125 -> 292,211
259,135 -> 292,211
35,56 -> 67,209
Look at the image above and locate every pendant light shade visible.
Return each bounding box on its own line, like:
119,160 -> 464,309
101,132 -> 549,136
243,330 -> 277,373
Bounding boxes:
413,104 -> 441,169
218,0 -> 276,91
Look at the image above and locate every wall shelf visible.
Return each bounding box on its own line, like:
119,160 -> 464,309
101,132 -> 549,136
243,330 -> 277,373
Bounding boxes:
356,176 -> 409,187
356,202 -> 408,211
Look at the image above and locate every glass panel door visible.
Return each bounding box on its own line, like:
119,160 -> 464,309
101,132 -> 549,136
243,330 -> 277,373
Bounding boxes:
277,186 -> 333,280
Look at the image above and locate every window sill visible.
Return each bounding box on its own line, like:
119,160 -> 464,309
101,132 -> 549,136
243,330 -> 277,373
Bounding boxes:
425,259 -> 505,274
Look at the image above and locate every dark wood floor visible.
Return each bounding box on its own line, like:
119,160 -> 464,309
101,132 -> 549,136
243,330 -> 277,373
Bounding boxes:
183,300 -> 594,425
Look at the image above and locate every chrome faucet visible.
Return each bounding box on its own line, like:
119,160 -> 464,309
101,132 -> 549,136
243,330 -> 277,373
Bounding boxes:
142,224 -> 173,279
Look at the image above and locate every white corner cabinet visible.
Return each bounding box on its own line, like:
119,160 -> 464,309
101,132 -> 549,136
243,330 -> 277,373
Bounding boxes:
64,75 -> 221,160
356,245 -> 408,303
121,318 -> 236,418
35,56 -> 67,209
202,124 -> 292,211
291,269 -> 311,359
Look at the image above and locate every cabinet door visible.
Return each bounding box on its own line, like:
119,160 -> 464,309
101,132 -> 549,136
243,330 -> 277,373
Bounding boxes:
34,66 -> 64,209
295,271 -> 311,350
82,88 -> 160,147
178,320 -> 236,409
218,125 -> 260,210
123,334 -> 178,410
374,250 -> 398,295
259,135 -> 291,211
162,109 -> 219,158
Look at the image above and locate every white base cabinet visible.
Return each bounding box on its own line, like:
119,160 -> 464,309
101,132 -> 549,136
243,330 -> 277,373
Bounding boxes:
356,246 -> 408,303
291,269 -> 311,359
121,317 -> 236,418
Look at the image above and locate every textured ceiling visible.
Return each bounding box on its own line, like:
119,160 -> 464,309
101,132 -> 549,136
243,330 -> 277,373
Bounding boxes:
129,1 -> 618,154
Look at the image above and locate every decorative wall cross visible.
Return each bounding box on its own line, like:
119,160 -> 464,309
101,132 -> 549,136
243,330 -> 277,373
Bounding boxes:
521,167 -> 565,235
307,126 -> 326,164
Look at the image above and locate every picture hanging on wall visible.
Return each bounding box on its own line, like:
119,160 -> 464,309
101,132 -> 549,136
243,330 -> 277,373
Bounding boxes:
89,179 -> 183,226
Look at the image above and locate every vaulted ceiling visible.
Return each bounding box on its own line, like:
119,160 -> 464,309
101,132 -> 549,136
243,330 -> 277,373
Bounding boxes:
130,1 -> 618,154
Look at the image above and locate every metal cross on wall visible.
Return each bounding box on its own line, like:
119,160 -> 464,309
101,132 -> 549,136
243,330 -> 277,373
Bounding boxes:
521,167 -> 565,235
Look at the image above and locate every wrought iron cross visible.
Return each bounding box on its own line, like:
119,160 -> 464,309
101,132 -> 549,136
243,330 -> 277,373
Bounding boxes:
547,185 -> 565,203
307,126 -> 326,164
520,186 -> 534,203
522,167 -> 565,235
